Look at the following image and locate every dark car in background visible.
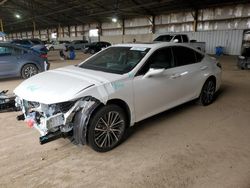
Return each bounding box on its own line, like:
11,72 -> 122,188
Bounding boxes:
65,40 -> 89,50
0,43 -> 49,79
84,41 -> 111,54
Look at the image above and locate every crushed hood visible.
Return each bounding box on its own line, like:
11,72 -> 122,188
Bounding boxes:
14,65 -> 119,104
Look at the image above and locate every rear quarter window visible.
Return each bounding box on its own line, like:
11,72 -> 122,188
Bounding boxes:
195,51 -> 204,62
182,35 -> 189,42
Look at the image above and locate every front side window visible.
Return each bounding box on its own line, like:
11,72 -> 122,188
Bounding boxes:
79,47 -> 150,74
137,47 -> 173,75
172,46 -> 196,66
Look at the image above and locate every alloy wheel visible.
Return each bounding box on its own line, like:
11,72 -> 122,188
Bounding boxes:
94,111 -> 125,149
202,80 -> 215,104
23,65 -> 38,78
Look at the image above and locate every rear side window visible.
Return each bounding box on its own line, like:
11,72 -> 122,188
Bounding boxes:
172,46 -> 196,66
12,47 -> 23,55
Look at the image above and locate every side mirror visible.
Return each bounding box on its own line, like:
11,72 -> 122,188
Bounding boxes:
173,39 -> 179,43
143,68 -> 165,79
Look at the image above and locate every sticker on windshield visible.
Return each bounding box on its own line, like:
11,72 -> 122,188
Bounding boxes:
130,47 -> 147,51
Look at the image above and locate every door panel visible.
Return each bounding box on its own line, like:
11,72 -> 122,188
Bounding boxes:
133,67 -> 186,121
133,47 -> 184,121
172,46 -> 205,100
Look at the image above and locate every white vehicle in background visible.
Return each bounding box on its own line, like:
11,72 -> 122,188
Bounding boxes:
14,42 -> 221,152
45,41 -> 70,51
154,34 -> 206,53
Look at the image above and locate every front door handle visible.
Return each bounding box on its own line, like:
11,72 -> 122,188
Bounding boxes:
200,66 -> 208,70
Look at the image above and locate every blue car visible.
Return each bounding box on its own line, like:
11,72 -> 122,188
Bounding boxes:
0,43 -> 49,79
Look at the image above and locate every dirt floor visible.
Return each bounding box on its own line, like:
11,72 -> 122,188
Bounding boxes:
0,52 -> 250,188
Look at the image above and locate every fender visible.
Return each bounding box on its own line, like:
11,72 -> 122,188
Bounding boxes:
72,96 -> 101,145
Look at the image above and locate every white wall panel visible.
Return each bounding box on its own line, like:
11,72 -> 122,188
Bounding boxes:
155,23 -> 193,33
89,23 -> 98,29
125,27 -> 151,35
102,29 -> 122,36
125,17 -> 151,27
83,24 -> 89,31
70,26 -> 75,32
102,22 -> 121,29
155,12 -> 194,25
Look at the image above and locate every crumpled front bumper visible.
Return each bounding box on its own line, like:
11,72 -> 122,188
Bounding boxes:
15,96 -> 100,145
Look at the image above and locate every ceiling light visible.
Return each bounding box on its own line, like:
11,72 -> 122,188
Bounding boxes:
15,14 -> 21,19
112,17 -> 117,23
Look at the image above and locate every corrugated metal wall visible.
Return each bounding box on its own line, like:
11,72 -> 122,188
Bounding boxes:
154,30 -> 243,55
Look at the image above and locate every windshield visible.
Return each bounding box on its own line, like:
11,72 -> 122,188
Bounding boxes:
79,46 -> 150,74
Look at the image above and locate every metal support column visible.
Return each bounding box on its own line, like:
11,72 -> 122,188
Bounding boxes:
0,19 -> 3,32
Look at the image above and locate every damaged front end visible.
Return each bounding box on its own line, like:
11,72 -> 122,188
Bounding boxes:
15,96 -> 100,145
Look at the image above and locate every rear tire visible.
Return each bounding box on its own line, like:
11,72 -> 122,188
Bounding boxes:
21,64 -> 38,79
88,104 -> 127,152
198,79 -> 216,106
90,49 -> 95,54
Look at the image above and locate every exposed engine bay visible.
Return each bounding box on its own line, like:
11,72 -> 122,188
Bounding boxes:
15,96 -> 100,145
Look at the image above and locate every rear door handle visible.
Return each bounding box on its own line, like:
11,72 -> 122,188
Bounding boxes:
200,66 -> 208,70
170,74 -> 181,79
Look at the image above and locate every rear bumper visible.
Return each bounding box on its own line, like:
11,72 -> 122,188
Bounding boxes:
45,61 -> 50,70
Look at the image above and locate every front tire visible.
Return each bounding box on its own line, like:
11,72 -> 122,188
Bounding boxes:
88,105 -> 127,152
199,79 -> 216,106
21,64 -> 38,79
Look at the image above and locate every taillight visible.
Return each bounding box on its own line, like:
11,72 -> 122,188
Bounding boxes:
40,54 -> 48,59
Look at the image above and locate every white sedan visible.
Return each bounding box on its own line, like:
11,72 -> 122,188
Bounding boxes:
14,42 -> 221,152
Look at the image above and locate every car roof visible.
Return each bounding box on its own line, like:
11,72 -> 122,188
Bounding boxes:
113,42 -> 204,53
0,42 -> 31,50
113,42 -> 183,48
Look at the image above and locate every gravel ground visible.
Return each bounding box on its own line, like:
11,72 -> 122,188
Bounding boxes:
0,52 -> 250,188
